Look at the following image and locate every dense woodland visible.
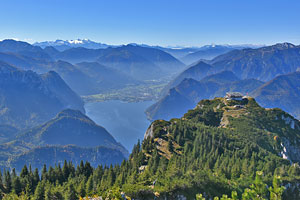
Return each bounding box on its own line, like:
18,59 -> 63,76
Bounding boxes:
1,97 -> 300,199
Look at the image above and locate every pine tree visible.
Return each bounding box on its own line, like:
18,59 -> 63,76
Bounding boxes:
44,186 -> 52,200
11,169 -> 16,180
33,168 -> 40,189
4,170 -> 12,193
65,183 -> 78,200
62,160 -> 70,181
12,176 -> 22,195
269,175 -> 285,200
85,176 -> 93,196
78,181 -> 86,198
41,165 -> 47,181
20,165 -> 29,178
84,162 -> 93,178
33,181 -> 45,200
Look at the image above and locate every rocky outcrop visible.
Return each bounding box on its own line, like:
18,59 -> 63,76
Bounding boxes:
144,123 -> 155,140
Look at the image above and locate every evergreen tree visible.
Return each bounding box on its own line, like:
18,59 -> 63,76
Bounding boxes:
78,181 -> 86,198
4,170 -> 12,193
33,182 -> 45,200
41,165 -> 47,181
62,160 -> 70,181
44,186 -> 52,200
85,176 -> 93,196
65,183 -> 78,200
20,165 -> 29,178
269,175 -> 285,200
33,168 -> 40,189
12,176 -> 22,195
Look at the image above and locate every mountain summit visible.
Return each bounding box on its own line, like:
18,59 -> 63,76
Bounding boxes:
34,39 -> 111,50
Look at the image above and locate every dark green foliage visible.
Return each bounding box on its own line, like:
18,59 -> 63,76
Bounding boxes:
0,97 -> 299,199
33,182 -> 45,200
65,183 -> 78,200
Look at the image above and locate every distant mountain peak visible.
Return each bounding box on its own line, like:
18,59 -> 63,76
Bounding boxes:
34,39 -> 111,50
272,42 -> 296,49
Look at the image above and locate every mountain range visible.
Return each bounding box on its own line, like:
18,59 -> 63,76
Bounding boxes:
47,44 -> 185,80
252,71 -> 300,119
149,70 -> 300,122
147,71 -> 264,120
180,45 -> 237,65
0,62 -> 84,129
0,60 -> 129,170
34,39 -> 112,51
0,109 -> 128,171
208,43 -> 300,81
179,44 -> 264,65
0,40 -> 186,95
150,43 -> 300,121
164,43 -> 300,94
33,39 -> 264,65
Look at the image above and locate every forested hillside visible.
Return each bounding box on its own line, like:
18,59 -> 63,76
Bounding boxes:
1,97 -> 300,199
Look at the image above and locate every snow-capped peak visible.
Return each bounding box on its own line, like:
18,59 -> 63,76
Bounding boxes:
33,39 -> 110,50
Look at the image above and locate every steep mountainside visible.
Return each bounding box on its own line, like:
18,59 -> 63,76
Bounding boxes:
0,109 -> 128,171
53,47 -> 104,63
48,44 -> 185,80
0,39 -> 52,61
97,45 -> 185,80
0,51 -> 137,95
181,45 -> 236,65
209,43 -> 300,81
162,61 -> 213,95
157,47 -> 200,60
17,109 -> 124,150
76,62 -> 138,92
252,71 -> 300,119
118,45 -> 184,73
0,62 -> 84,129
77,97 -> 300,199
147,71 -> 263,120
8,145 -> 125,171
166,43 -> 300,96
97,48 -> 162,80
48,60 -> 101,95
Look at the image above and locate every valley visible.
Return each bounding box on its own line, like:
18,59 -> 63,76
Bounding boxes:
2,1 -> 300,199
82,79 -> 167,103
0,38 -> 300,199
85,100 -> 154,152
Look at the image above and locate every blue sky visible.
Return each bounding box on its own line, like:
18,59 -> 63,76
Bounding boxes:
0,0 -> 300,46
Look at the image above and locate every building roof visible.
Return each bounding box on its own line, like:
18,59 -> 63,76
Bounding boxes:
226,92 -> 243,97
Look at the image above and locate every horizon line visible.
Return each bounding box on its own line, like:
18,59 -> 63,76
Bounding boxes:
2,38 -> 299,49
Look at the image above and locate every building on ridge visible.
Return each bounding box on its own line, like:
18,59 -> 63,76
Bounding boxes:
225,92 -> 244,101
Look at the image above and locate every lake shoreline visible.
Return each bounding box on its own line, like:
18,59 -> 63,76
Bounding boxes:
84,100 -> 154,152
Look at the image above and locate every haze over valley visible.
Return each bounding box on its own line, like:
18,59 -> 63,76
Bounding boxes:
1,0 -> 300,199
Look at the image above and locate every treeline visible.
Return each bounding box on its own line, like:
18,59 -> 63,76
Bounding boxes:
1,99 -> 300,199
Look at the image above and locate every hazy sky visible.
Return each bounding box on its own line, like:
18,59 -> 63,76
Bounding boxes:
0,0 -> 299,46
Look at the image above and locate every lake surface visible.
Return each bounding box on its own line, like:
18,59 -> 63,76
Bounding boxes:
85,100 -> 154,152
